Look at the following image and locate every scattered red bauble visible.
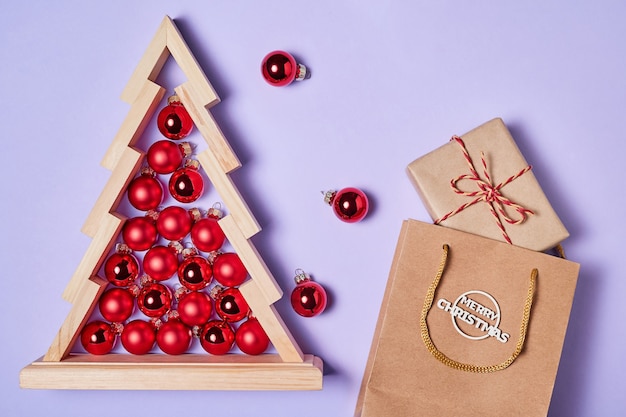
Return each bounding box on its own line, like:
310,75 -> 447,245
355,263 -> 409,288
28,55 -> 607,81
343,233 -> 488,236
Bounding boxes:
121,319 -> 156,355
157,319 -> 193,355
290,270 -> 328,317
213,252 -> 248,287
323,187 -> 369,223
199,320 -> 235,355
81,320 -> 116,355
261,50 -> 307,87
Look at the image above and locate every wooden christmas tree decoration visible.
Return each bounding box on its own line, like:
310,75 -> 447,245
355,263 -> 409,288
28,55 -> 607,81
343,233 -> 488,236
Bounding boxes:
20,16 -> 323,390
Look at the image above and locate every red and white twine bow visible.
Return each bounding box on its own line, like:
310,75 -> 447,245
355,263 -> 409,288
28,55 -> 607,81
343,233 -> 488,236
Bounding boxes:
434,136 -> 534,244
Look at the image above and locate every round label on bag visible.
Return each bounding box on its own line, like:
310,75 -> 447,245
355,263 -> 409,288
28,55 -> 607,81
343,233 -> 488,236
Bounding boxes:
437,290 -> 510,344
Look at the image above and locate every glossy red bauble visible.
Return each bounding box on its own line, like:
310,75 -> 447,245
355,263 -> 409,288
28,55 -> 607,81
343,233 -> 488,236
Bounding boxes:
122,216 -> 157,251
121,319 -> 156,355
290,277 -> 327,318
190,217 -> 226,253
213,252 -> 248,287
104,251 -> 139,287
214,287 -> 250,322
178,255 -> 212,290
261,50 -> 307,87
157,319 -> 192,355
137,282 -> 172,318
157,96 -> 194,140
81,320 -> 116,355
147,140 -> 190,174
324,187 -> 369,223
99,287 -> 135,323
156,206 -> 192,242
143,245 -> 179,281
177,291 -> 213,327
199,320 -> 235,355
169,163 -> 204,203
127,172 -> 163,211
235,317 -> 270,355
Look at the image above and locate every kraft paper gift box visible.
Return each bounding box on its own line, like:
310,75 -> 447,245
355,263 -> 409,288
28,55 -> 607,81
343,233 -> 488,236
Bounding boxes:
406,118 -> 568,252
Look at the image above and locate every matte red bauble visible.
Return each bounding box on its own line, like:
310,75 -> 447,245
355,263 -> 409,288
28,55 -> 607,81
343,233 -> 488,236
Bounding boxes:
191,217 -> 226,253
178,255 -> 212,291
81,321 -> 116,355
122,216 -> 158,251
323,187 -> 369,223
137,282 -> 172,318
99,287 -> 135,323
169,161 -> 204,203
261,50 -> 307,87
235,317 -> 270,355
121,319 -> 156,355
214,286 -> 250,322
177,291 -> 213,327
199,320 -> 235,355
127,170 -> 163,211
156,206 -> 192,242
213,252 -> 248,287
290,270 -> 327,317
157,95 -> 194,140
104,249 -> 139,287
147,140 -> 191,174
157,319 -> 192,355
143,245 -> 179,281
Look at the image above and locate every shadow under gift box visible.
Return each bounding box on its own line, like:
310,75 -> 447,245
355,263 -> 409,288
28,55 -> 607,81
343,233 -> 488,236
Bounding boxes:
406,117 -> 568,252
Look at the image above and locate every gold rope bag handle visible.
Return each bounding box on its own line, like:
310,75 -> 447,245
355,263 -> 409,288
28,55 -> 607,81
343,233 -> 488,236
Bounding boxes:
419,244 -> 538,373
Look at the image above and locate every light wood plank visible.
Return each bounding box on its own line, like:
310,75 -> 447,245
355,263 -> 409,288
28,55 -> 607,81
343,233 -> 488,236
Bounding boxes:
101,80 -> 165,170
239,280 -> 304,363
175,83 -> 240,173
219,214 -> 282,304
64,212 -> 125,303
196,148 -> 261,239
21,354 -> 322,390
45,276 -> 108,362
83,147 -> 142,238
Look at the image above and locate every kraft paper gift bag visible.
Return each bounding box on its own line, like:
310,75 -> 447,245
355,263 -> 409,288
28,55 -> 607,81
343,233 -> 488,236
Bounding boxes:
355,219 -> 579,417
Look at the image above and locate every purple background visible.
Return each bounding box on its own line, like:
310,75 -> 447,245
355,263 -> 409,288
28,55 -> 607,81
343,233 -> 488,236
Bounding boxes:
2,2 -> 625,416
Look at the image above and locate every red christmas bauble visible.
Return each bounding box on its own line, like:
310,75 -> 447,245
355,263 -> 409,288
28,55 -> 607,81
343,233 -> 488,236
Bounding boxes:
213,253 -> 248,287
324,187 -> 369,223
99,287 -> 135,323
122,216 -> 158,251
261,50 -> 307,87
290,273 -> 328,317
121,319 -> 156,355
235,317 -> 270,355
127,172 -> 163,211
157,319 -> 192,355
156,206 -> 192,242
214,287 -> 250,322
157,96 -> 194,140
104,251 -> 139,287
199,320 -> 235,355
81,321 -> 116,355
177,291 -> 213,327
178,255 -> 212,290
143,245 -> 179,281
191,217 -> 226,253
137,282 -> 172,318
169,163 -> 204,203
147,140 -> 190,174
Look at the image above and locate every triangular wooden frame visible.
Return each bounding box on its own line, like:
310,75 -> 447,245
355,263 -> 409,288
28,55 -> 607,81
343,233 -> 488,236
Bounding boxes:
20,16 -> 323,391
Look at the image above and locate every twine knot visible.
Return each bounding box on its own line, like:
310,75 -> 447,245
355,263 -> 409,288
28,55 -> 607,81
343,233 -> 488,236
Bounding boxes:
434,136 -> 534,244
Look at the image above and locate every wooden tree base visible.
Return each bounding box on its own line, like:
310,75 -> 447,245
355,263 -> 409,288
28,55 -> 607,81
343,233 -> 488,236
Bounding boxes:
21,354 -> 323,390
